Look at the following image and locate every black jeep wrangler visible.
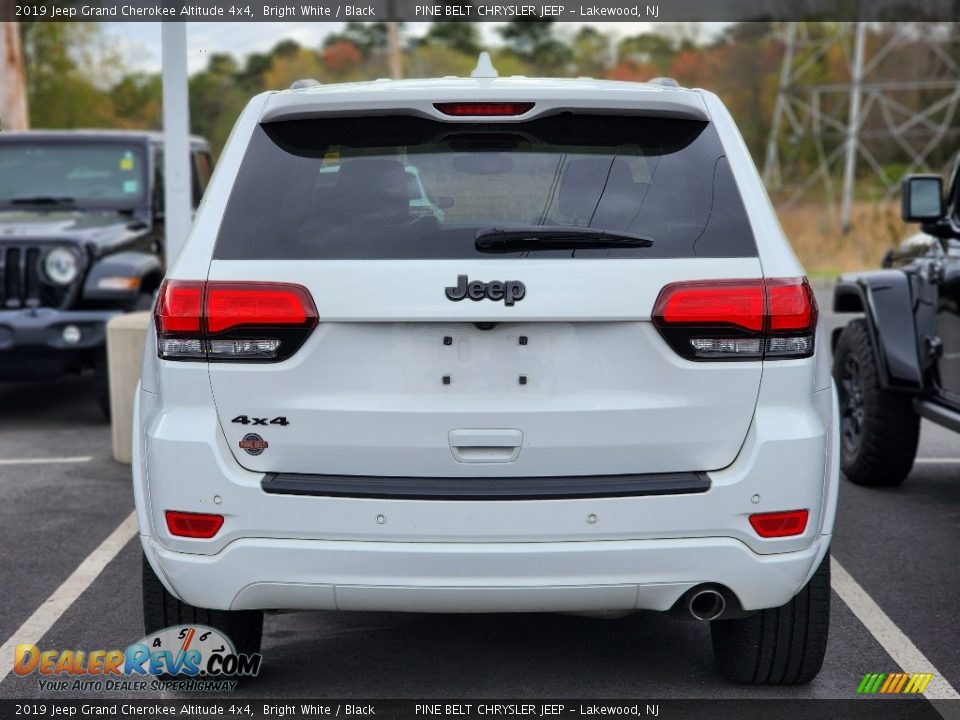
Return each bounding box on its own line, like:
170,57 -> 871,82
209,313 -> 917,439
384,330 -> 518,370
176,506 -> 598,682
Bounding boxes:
832,161 -> 960,486
0,130 -> 213,417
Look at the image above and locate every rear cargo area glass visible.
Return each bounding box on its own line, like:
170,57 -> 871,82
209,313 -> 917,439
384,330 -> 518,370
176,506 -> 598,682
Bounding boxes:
214,114 -> 757,260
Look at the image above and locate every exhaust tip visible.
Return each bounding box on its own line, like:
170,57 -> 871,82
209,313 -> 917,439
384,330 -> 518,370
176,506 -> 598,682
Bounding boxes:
688,589 -> 726,621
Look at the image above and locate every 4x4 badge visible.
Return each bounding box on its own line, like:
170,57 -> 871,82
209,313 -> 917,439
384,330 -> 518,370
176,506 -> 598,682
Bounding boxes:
445,275 -> 526,306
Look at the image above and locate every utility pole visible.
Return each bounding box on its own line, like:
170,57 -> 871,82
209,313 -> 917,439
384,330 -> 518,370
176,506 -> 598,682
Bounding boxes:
840,21 -> 866,234
387,24 -> 402,79
762,22 -> 796,189
386,0 -> 402,79
763,22 -> 960,230
161,22 -> 192,265
0,19 -> 29,131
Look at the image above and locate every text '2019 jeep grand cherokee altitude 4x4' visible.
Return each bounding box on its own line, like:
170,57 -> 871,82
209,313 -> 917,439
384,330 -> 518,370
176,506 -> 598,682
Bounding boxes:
135,62 -> 840,685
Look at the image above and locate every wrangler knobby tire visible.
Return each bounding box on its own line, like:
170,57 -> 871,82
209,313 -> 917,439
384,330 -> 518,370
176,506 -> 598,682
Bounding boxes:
833,318 -> 919,487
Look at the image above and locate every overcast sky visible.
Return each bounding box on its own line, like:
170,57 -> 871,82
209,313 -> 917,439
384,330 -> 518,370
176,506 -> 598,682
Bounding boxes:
101,22 -> 726,74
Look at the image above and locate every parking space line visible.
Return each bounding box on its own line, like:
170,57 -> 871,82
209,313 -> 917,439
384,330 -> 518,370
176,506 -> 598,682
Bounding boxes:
913,458 -> 960,464
0,511 -> 138,685
831,556 -> 960,702
0,456 -> 92,466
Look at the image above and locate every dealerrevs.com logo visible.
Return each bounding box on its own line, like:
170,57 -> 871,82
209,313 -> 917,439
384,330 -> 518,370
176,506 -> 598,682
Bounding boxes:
14,625 -> 261,693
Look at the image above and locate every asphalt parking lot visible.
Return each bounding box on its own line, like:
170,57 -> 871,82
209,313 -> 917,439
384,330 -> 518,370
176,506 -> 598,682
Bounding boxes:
0,286 -> 958,714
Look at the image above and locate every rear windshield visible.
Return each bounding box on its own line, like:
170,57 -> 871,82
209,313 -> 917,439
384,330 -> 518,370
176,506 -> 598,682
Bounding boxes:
215,114 -> 756,260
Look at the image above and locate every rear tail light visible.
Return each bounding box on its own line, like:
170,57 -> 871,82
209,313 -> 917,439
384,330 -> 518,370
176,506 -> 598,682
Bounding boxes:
652,278 -> 817,361
749,509 -> 809,538
155,280 -> 318,362
165,510 -> 224,539
434,102 -> 534,117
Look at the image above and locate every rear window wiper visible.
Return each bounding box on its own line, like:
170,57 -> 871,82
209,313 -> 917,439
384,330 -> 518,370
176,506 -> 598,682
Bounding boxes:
9,196 -> 76,207
475,225 -> 654,253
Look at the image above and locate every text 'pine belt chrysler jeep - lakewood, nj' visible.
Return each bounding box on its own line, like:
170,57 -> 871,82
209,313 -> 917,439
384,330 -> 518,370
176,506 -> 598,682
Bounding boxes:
0,130 -> 213,417
135,56 -> 840,685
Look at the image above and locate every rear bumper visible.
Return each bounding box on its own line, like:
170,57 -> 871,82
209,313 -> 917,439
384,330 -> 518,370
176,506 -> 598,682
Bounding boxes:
135,358 -> 840,615
142,533 -> 829,613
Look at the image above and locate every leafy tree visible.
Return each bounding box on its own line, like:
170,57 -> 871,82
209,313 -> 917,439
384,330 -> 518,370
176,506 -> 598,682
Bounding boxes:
321,40 -> 364,77
19,22 -> 120,128
422,21 -> 480,56
270,39 -> 302,59
406,43 -> 477,78
572,26 -> 611,77
324,22 -> 393,59
110,72 -> 162,129
206,53 -> 239,76
605,59 -> 660,83
260,47 -> 325,89
188,53 -> 248,156
488,47 -> 534,77
617,33 -> 676,73
237,52 -> 272,93
497,19 -> 572,74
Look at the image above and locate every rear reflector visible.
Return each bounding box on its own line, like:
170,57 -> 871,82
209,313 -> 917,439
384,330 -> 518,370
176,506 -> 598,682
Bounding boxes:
653,277 -> 817,361
434,102 -> 535,117
155,280 -> 318,362
749,509 -> 809,538
165,510 -> 224,539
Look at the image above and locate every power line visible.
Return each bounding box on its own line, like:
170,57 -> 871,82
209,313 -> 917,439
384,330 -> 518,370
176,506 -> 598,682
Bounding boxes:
763,22 -> 960,231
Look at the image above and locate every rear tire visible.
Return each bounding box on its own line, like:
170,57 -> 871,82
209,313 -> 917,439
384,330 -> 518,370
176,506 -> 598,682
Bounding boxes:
710,551 -> 830,685
832,318 -> 919,486
141,554 -> 263,656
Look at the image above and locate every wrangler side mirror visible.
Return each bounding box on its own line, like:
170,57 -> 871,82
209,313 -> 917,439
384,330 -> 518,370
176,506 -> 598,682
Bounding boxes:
902,175 -> 944,223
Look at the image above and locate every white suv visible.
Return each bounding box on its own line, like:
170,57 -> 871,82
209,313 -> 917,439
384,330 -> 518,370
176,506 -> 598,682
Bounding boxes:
135,62 -> 839,685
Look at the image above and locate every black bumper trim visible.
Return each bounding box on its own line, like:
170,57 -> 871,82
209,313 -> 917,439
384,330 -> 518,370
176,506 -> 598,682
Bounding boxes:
260,471 -> 711,500
0,308 -> 118,352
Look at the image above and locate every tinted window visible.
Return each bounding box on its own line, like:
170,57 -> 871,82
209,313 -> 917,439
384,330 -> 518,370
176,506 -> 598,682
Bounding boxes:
215,114 -> 756,260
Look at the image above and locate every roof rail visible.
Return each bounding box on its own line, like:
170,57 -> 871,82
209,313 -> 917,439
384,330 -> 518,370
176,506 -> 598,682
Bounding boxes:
289,79 -> 321,90
648,77 -> 680,88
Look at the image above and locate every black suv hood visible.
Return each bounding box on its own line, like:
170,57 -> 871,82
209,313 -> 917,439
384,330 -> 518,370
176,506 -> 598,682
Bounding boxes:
0,210 -> 148,253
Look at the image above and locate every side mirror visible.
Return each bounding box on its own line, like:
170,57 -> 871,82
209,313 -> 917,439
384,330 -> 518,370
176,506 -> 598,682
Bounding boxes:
437,196 -> 455,210
902,175 -> 944,223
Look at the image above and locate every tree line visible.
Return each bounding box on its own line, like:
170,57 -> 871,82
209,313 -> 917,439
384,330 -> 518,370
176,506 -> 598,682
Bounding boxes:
16,20 -> 960,187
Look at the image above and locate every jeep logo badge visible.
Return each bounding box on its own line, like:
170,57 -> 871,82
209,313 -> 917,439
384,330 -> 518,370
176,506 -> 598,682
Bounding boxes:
445,275 -> 526,306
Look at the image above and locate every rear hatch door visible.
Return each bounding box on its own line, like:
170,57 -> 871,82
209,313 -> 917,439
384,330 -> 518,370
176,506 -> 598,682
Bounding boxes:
203,111 -> 764,477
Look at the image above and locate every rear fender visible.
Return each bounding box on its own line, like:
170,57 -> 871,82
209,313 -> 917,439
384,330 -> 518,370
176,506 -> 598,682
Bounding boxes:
832,271 -> 922,391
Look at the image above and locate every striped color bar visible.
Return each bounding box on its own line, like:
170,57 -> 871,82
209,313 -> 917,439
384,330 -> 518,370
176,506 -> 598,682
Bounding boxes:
857,672 -> 934,694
